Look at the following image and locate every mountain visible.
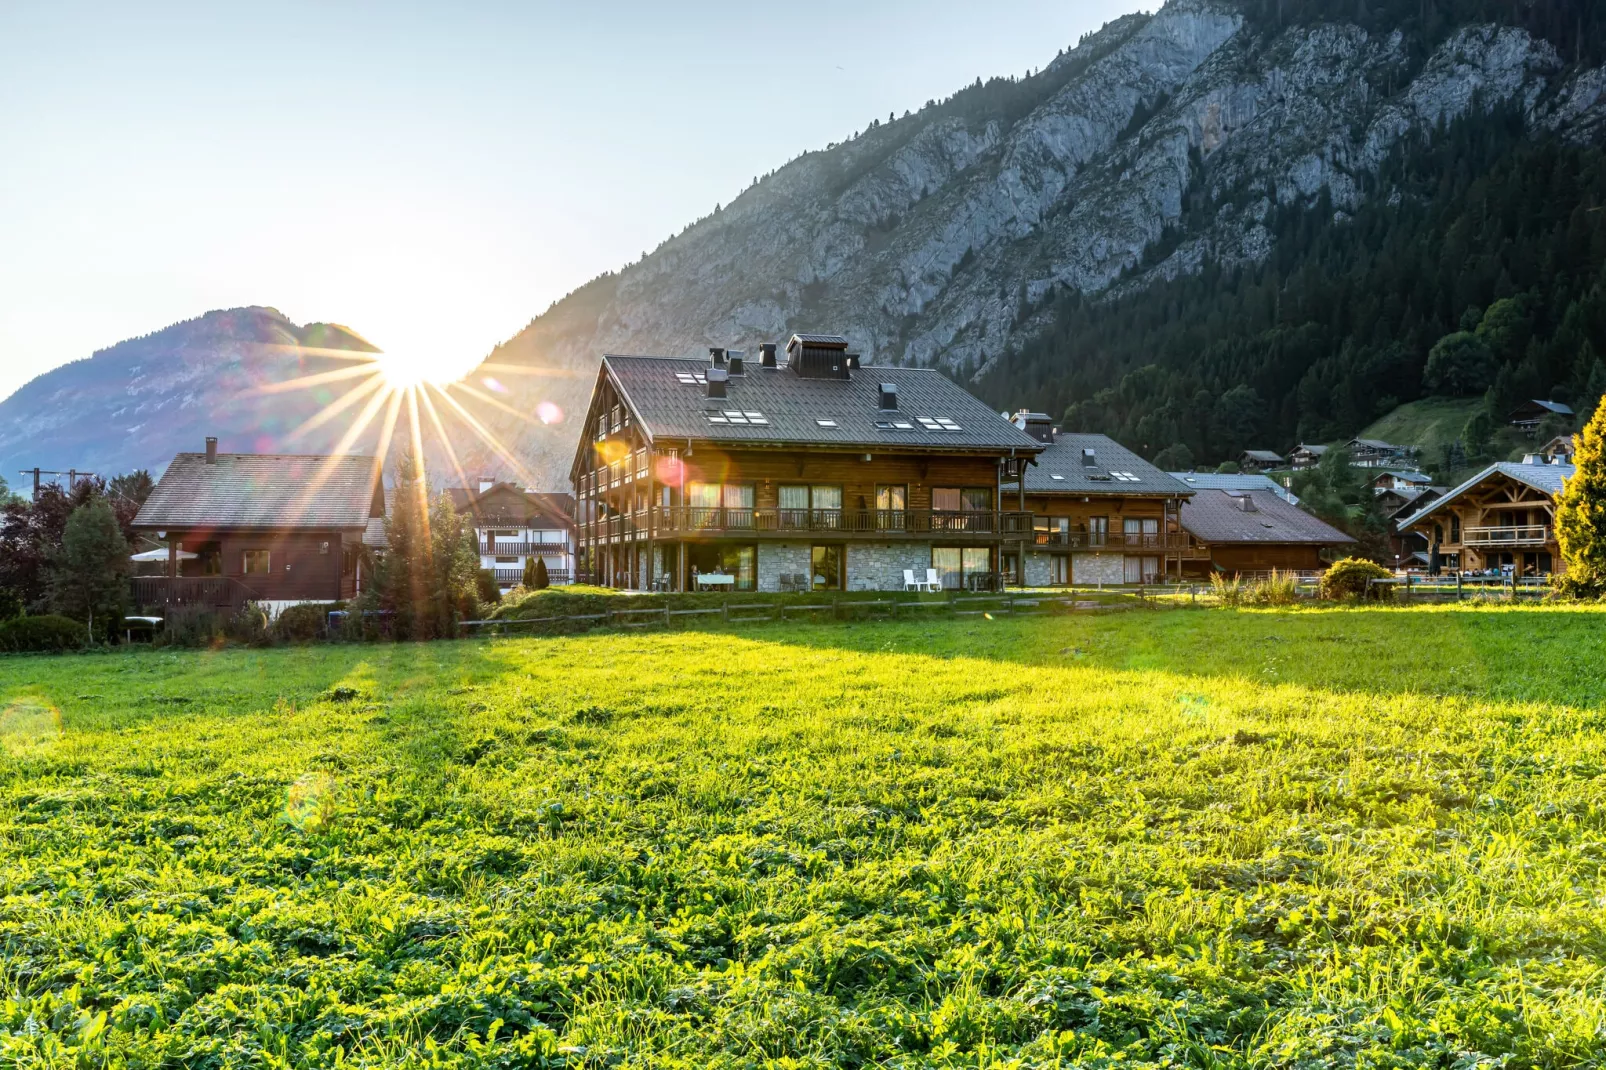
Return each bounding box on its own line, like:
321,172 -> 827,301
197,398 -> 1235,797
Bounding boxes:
469,0 -> 1606,482
0,307 -> 385,479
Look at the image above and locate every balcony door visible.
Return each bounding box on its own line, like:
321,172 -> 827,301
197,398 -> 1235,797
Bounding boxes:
779,485 -> 841,530
875,484 -> 907,530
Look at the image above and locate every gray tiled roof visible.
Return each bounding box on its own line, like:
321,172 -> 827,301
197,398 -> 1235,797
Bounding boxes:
1180,488 -> 1356,545
1395,461 -> 1575,531
602,355 -> 1043,453
134,452 -> 380,531
1170,471 -> 1299,505
1241,450 -> 1285,462
1378,469 -> 1433,484
789,333 -> 850,347
1024,433 -> 1191,495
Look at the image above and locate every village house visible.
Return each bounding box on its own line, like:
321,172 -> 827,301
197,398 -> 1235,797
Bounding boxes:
1289,443 -> 1328,469
1007,413 -> 1201,584
1371,469 -> 1434,493
1346,437 -> 1415,468
1395,454 -> 1574,576
131,438 -> 386,613
1177,486 -> 1355,576
446,478 -> 575,588
1237,449 -> 1284,473
1539,433 -> 1576,462
1170,471 -> 1301,506
1508,399 -> 1574,435
570,336 -> 1044,592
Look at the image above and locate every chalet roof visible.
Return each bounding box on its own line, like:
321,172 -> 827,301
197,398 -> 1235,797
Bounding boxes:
1022,434 -> 1191,495
1293,443 -> 1329,455
1541,433 -> 1577,454
1240,449 -> 1284,462
134,452 -> 381,531
1510,399 -> 1574,419
1180,489 -> 1356,546
1376,469 -> 1433,484
445,482 -> 574,528
600,354 -> 1043,454
1396,461 -> 1574,531
1170,471 -> 1300,506
1349,438 -> 1400,450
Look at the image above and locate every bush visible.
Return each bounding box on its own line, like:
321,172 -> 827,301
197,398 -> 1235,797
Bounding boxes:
225,603 -> 271,645
475,570 -> 502,605
0,587 -> 22,623
0,614 -> 86,652
1209,570 -> 1301,607
1319,557 -> 1393,600
274,603 -> 341,642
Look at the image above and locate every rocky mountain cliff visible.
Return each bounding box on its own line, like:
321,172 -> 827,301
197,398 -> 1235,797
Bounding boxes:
0,308 -> 384,480
472,0 -> 1606,483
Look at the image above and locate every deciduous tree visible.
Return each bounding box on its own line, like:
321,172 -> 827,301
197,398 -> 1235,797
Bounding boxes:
47,498 -> 131,641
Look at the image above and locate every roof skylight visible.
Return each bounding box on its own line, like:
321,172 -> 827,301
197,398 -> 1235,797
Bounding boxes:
706,410 -> 768,425
815,419 -> 838,427
1049,474 -> 1065,481
875,420 -> 915,431
916,416 -> 962,431
1112,471 -> 1141,482
675,371 -> 708,385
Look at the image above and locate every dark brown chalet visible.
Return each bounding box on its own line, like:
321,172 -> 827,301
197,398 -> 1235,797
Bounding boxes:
131,438 -> 386,611
570,335 -> 1045,592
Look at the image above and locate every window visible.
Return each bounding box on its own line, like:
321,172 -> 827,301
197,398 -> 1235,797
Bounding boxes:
242,550 -> 271,575
1124,556 -> 1161,584
1087,517 -> 1109,547
932,547 -> 992,590
1123,517 -> 1158,547
815,418 -> 838,427
674,371 -> 708,385
1035,516 -> 1069,545
916,416 -> 962,431
1050,555 -> 1070,585
811,545 -> 844,590
705,410 -> 769,425
1112,471 -> 1141,482
874,420 -> 915,430
495,556 -> 518,564
1450,514 -> 1461,542
875,484 -> 906,511
1049,473 -> 1065,481
779,485 -> 840,528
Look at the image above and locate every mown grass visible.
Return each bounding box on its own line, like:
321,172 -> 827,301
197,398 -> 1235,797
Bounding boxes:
4,604 -> 1606,1067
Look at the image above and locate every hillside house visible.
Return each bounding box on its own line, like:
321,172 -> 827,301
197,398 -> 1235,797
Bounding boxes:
446,479 -> 574,587
1371,469 -> 1434,493
131,438 -> 386,613
1539,433 -> 1576,462
1238,449 -> 1284,472
1396,456 -> 1574,575
1508,399 -> 1573,435
1347,438 -> 1414,468
570,336 -> 1044,592
1178,488 -> 1355,576
1009,414 -> 1201,585
1289,443 -> 1328,469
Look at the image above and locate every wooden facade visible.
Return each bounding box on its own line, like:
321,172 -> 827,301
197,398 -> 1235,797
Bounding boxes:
1397,462 -> 1572,576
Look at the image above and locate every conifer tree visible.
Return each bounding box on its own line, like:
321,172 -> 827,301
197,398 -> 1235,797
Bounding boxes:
47,497 -> 131,641
1554,397 -> 1606,596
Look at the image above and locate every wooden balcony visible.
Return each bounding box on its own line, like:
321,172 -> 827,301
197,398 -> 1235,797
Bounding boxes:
478,541 -> 569,555
1462,525 -> 1551,547
130,576 -> 265,612
1030,530 -> 1210,557
584,508 -> 1036,542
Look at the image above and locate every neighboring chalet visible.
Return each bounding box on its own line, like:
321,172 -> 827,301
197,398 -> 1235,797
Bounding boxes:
1375,483 -> 1444,520
1289,443 -> 1328,469
446,478 -> 575,588
1009,413 -> 1201,585
1347,437 -> 1415,468
1178,487 -> 1355,576
1238,449 -> 1284,472
1380,486 -> 1446,568
131,438 -> 386,612
1540,433 -> 1576,462
1172,471 -> 1301,506
1371,469 -> 1434,493
1508,399 -> 1574,434
570,336 -> 1045,592
1396,456 -> 1574,575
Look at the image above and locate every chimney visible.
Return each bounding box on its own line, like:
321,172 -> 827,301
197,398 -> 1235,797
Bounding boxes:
706,366 -> 728,399
1011,410 -> 1055,443
205,436 -> 218,464
1522,453 -> 1541,465
878,383 -> 898,410
1233,493 -> 1258,512
786,333 -> 851,379
727,350 -> 745,375
1081,448 -> 1097,467
845,353 -> 861,370
759,343 -> 778,368
479,477 -> 495,492
708,346 -> 726,368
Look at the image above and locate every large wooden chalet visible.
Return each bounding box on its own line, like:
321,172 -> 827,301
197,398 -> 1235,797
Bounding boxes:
1178,485 -> 1355,576
1396,457 -> 1574,575
132,438 -> 386,612
570,335 -> 1044,592
1007,413 -> 1203,584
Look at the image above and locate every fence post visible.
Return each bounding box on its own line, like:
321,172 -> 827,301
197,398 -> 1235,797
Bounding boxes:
722,601 -> 729,624
833,597 -> 840,620
1456,573 -> 1462,601
664,604 -> 671,628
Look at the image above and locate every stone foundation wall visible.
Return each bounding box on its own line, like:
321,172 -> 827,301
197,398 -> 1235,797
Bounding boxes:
757,543 -> 812,592
847,543 -> 935,590
1073,552 -> 1125,585
1022,551 -> 1062,587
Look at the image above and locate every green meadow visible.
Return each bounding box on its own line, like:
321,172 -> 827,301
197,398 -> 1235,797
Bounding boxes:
4,605 -> 1606,1068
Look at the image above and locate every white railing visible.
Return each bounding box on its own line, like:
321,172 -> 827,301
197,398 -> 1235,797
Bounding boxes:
1462,525 -> 1550,546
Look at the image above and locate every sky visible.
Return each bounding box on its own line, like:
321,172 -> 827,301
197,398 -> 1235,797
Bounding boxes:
0,0 -> 1146,403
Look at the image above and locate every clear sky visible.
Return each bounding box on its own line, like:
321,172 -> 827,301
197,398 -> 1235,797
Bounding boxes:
0,0 -> 1145,402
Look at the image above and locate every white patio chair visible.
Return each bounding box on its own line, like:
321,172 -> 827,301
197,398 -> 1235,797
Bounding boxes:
903,569 -> 920,591
924,568 -> 943,592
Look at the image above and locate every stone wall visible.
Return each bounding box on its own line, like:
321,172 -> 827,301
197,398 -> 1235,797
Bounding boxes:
757,542 -> 811,592
847,542 -> 934,591
1073,552 -> 1125,585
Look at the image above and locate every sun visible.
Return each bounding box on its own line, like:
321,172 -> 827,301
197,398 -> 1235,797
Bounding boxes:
375,350 -> 433,389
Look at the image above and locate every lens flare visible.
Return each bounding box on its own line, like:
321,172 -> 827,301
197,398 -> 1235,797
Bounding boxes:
536,401 -> 563,425
284,771 -> 340,832
0,697 -> 63,755
482,376 -> 508,394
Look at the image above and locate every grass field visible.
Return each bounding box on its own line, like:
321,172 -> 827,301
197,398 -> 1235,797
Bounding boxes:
5,606 -> 1606,1067
1354,397 -> 1541,477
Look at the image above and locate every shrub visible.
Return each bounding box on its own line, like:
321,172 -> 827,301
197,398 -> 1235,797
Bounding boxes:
0,614 -> 86,652
1250,569 -> 1301,606
1320,557 -> 1392,600
224,603 -> 271,645
0,587 -> 22,622
1209,573 -> 1244,606
476,570 -> 502,605
531,557 -> 551,590
274,603 -> 341,642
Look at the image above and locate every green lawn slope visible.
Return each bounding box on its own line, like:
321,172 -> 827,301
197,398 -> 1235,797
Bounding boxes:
4,607 -> 1606,1066
1355,397 -> 1547,476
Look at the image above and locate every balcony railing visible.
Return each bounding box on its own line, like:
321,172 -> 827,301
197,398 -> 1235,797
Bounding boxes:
1031,531 -> 1209,555
648,507 -> 1036,538
479,541 -> 569,555
492,568 -> 572,584
130,576 -> 265,611
1462,525 -> 1551,547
